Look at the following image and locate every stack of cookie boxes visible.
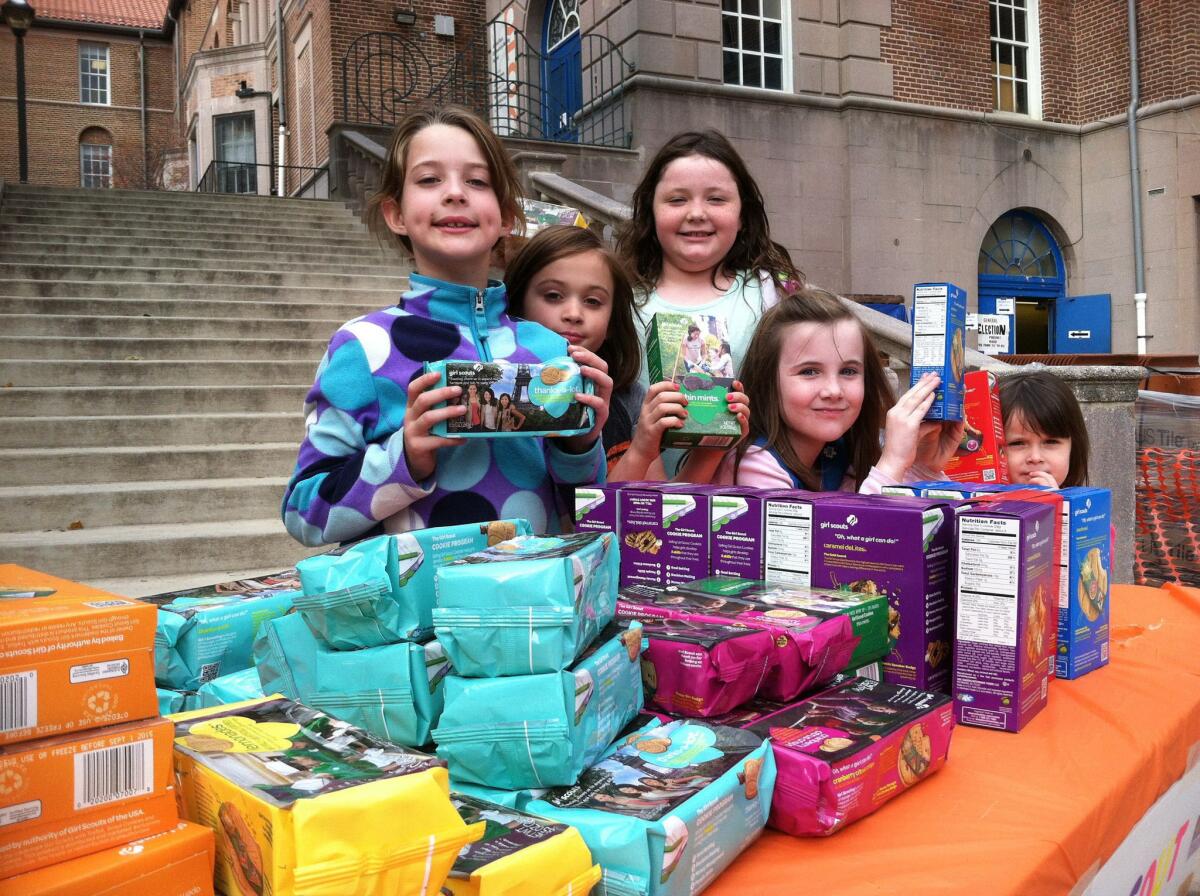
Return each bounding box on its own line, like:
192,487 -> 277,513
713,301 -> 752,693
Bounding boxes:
0,566 -> 216,896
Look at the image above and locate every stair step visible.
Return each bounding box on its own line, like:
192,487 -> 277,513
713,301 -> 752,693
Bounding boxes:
0,313 -> 346,340
0,296 -> 380,321
0,384 -> 307,416
0,335 -> 328,361
0,263 -> 409,290
0,279 -> 399,301
0,227 -> 389,253
90,564 -> 303,600
0,251 -> 400,276
0,477 -> 290,532
4,183 -> 348,212
0,204 -> 365,226
0,412 -> 303,448
0,518 -> 318,580
0,359 -> 320,387
0,442 -> 299,485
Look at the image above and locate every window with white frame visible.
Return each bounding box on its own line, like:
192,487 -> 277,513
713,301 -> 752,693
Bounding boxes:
722,0 -> 786,91
80,144 -> 112,188
79,43 -> 110,105
990,0 -> 1041,117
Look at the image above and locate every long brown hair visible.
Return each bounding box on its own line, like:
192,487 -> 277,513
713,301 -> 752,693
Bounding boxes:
505,226 -> 640,392
999,370 -> 1090,486
616,130 -> 803,296
736,287 -> 891,490
365,106 -> 525,254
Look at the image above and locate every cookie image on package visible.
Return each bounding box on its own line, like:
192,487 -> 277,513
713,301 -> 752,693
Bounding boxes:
218,802 -> 265,896
640,657 -> 659,692
620,628 -> 643,662
950,329 -> 965,382
897,723 -> 934,786
888,605 -> 901,641
1025,584 -> 1048,665
925,640 -> 949,668
659,816 -> 689,883
738,757 -> 764,799
624,530 -> 663,555
540,366 -> 567,385
482,520 -> 518,547
182,733 -> 234,753
1077,547 -> 1107,623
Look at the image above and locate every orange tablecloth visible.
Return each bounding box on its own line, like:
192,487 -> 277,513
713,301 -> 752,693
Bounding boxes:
708,584 -> 1200,895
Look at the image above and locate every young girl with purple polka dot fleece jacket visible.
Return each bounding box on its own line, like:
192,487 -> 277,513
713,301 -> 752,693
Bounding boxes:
282,274 -> 605,545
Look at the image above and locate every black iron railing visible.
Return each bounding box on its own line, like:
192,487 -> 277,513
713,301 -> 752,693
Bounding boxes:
196,160 -> 330,199
341,19 -> 633,148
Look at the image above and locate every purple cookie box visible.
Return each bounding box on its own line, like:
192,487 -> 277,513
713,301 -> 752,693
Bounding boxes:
953,499 -> 1058,732
808,493 -> 956,693
574,482 -> 621,537
617,483 -> 711,587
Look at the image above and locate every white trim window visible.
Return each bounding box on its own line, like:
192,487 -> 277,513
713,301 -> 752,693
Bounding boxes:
722,0 -> 788,91
80,144 -> 112,188
990,0 -> 1041,117
79,43 -> 111,105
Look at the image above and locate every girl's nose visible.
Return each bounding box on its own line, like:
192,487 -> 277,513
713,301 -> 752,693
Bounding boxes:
443,176 -> 467,202
561,299 -> 584,323
819,376 -> 842,398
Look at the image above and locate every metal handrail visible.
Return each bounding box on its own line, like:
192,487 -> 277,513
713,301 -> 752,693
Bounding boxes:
196,160 -> 330,199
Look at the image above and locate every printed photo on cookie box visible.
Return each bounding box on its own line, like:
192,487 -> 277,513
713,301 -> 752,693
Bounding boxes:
617,483 -> 710,587
738,675 -> 954,836
808,494 -> 956,693
943,370 -> 1009,483
953,500 -> 1058,732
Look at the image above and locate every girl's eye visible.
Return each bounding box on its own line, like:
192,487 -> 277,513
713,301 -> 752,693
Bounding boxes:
541,290 -> 563,302
416,175 -> 439,185
797,368 -> 819,377
1006,440 -> 1026,449
585,296 -> 607,308
840,367 -> 861,377
468,177 -> 489,188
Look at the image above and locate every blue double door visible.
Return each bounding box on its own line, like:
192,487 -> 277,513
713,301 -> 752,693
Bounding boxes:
541,0 -> 582,141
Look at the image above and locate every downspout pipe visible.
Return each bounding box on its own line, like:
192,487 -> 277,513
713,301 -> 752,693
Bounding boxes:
139,31 -> 148,188
1126,0 -> 1148,354
275,0 -> 287,197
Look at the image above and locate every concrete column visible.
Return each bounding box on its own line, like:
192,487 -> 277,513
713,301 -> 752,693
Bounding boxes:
247,0 -> 259,44
232,5 -> 243,45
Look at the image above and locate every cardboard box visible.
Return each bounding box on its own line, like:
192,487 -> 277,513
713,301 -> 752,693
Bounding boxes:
0,717 -> 177,878
0,565 -> 157,746
909,282 -> 966,421
1054,488 -> 1111,679
645,311 -> 741,448
704,486 -> 766,580
808,494 -> 956,693
617,483 -> 710,587
953,500 -> 1058,732
944,370 -> 1009,483
3,820 -> 214,896
425,358 -> 594,437
761,490 -> 818,587
573,483 -> 621,537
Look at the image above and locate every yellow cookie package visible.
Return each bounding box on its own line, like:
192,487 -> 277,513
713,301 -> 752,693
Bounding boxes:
169,696 -> 482,896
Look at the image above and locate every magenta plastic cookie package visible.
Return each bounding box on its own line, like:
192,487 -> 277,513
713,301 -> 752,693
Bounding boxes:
807,493 -> 956,693
631,617 -> 775,718
617,582 -> 858,703
617,483 -> 711,588
953,499 -> 1059,732
727,675 -> 955,836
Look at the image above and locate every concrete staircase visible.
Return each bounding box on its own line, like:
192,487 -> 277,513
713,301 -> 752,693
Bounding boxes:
0,183 -> 410,596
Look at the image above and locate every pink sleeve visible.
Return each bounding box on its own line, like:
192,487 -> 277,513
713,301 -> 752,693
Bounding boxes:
858,463 -> 941,495
716,445 -> 797,489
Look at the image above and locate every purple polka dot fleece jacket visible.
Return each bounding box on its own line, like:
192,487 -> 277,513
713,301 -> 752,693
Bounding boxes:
282,273 -> 605,546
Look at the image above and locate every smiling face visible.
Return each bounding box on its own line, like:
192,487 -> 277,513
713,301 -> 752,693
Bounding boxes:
380,123 -> 507,287
652,154 -> 742,282
777,319 -> 866,468
519,249 -> 614,352
1004,412 -> 1072,486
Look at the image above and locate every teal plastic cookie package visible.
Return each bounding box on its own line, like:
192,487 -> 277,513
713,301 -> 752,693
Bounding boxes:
296,519 -> 533,646
148,572 -> 298,691
526,718 -> 775,896
256,611 -> 450,747
425,357 -> 595,438
195,665 -> 266,708
433,531 -> 619,677
434,624 -> 645,789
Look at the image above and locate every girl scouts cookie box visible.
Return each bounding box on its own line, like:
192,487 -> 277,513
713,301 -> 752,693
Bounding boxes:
705,486 -> 767,580
617,581 -> 857,703
1053,487 -> 1111,679
170,696 -> 482,896
148,571 -> 297,691
2,820 -> 215,896
296,519 -> 533,646
524,718 -> 775,896
425,358 -> 595,437
0,566 -> 157,746
646,312 -> 742,449
446,792 -> 602,896
759,489 -> 819,588
196,664 -> 266,709
618,483 -> 711,588
733,676 -> 954,836
433,531 -> 619,677
576,482 -> 622,536
908,282 -> 966,421
633,618 -> 774,718
808,493 -> 955,693
0,716 -> 178,878
434,624 -> 644,790
953,500 -> 1058,732
256,610 -> 449,747
943,370 -> 1009,483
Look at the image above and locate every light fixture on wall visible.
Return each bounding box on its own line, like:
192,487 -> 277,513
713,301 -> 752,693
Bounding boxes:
2,0 -> 36,183
236,80 -> 271,99
393,8 -> 416,26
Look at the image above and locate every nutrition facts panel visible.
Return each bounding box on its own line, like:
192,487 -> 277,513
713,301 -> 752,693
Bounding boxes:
957,516 -> 1020,646
764,501 -> 812,587
912,285 -> 949,368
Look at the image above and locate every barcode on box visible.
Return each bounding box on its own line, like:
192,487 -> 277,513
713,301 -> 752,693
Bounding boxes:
198,662 -> 221,683
74,739 -> 153,809
0,671 -> 37,733
83,600 -> 133,609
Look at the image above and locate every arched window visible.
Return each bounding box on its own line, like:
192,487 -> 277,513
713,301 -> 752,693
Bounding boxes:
544,0 -> 579,50
79,127 -> 114,188
978,211 -> 1060,279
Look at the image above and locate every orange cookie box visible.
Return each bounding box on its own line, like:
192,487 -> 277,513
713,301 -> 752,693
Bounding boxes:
0,716 -> 178,878
943,370 -> 1009,484
0,565 -> 157,746
0,820 -> 214,896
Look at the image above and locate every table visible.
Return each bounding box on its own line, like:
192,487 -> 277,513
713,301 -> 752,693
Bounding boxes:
707,584 -> 1200,895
